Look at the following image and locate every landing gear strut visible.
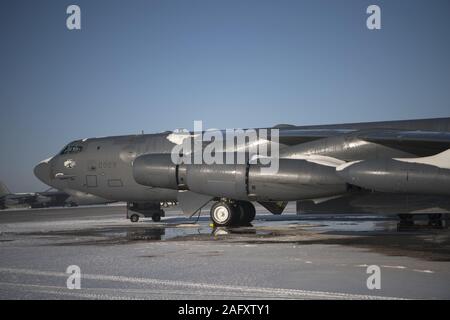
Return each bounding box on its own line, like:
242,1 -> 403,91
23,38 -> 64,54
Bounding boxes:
152,213 -> 161,222
210,200 -> 256,227
428,214 -> 444,228
397,214 -> 415,231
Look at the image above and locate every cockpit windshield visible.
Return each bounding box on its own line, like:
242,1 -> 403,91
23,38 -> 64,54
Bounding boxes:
60,144 -> 83,155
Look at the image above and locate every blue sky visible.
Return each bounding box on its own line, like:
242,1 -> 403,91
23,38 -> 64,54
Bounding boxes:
0,0 -> 449,192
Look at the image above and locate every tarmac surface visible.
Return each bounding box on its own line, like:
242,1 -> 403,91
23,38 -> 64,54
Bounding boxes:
0,204 -> 449,299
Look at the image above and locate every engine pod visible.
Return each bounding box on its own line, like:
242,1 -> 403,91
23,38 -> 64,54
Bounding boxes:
181,163 -> 248,200
184,159 -> 346,201
133,154 -> 347,201
337,158 -> 450,195
247,159 -> 346,201
133,154 -> 178,189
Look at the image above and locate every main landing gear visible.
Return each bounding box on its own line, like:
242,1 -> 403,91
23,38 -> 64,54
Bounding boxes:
397,213 -> 448,231
210,200 -> 256,227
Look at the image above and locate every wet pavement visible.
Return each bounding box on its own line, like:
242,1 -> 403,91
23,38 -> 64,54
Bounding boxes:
0,204 -> 449,299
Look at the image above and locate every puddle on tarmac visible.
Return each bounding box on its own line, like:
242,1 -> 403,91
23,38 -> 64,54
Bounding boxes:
8,215 -> 450,261
13,216 -> 393,244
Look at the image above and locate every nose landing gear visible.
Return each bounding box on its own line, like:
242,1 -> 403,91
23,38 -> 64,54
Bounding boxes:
127,202 -> 165,223
151,212 -> 161,222
130,214 -> 140,223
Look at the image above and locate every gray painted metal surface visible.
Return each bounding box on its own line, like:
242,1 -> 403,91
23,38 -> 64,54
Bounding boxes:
34,118 -> 450,219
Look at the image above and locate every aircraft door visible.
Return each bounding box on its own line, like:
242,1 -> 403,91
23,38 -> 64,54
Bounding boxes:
86,175 -> 98,188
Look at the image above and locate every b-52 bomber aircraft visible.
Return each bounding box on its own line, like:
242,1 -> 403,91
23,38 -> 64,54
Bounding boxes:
0,181 -> 69,209
34,117 -> 450,228
0,180 -> 112,209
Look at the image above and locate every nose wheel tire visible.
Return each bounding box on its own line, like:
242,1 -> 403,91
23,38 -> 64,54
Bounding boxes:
130,214 -> 140,223
210,202 -> 236,227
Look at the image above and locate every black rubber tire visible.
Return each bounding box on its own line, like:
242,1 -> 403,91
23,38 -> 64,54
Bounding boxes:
152,214 -> 161,222
130,214 -> 140,223
210,202 -> 236,227
236,201 -> 256,224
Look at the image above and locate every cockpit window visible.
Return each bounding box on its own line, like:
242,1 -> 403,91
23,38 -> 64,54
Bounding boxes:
60,144 -> 83,155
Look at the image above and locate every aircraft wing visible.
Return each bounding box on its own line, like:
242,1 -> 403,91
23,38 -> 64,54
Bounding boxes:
297,191 -> 450,215
5,193 -> 37,201
355,130 -> 450,156
278,128 -> 450,156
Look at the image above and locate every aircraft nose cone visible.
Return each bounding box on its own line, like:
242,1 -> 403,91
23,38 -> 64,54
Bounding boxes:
34,161 -> 51,184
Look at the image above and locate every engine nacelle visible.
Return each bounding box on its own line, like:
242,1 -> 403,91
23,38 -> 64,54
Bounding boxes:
337,158 -> 450,195
133,154 -> 347,201
133,154 -> 178,189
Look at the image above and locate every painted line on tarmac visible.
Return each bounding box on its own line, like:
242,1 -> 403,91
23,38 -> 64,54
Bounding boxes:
0,267 -> 404,300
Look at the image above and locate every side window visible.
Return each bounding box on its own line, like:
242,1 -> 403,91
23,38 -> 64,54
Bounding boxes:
60,144 -> 83,155
71,146 -> 83,153
60,146 -> 69,155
